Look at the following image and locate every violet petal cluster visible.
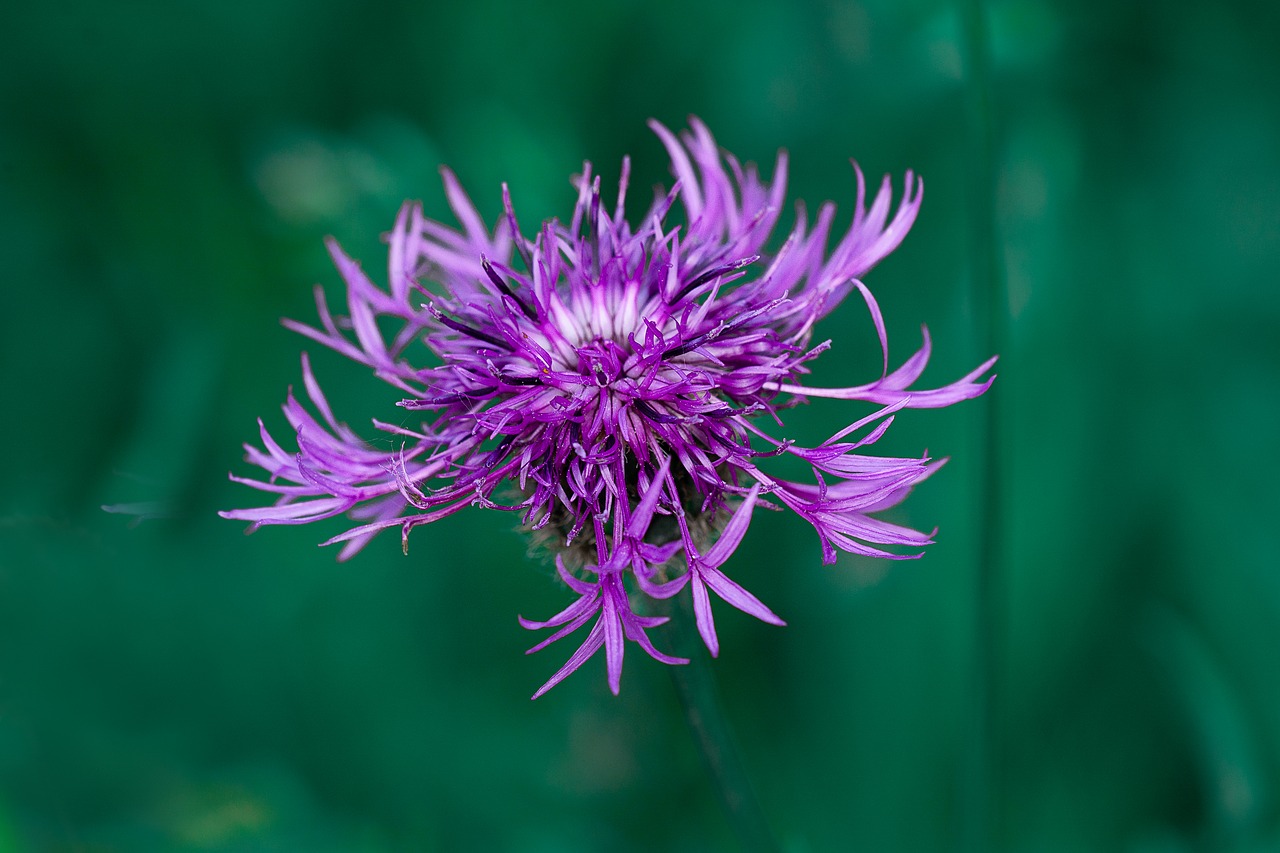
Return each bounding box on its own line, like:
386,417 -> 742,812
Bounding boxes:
223,119 -> 996,698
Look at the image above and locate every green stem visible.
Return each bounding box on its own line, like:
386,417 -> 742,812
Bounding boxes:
959,0 -> 1006,850
662,596 -> 779,853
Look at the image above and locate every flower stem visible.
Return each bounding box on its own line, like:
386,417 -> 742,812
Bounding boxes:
662,596 -> 780,853
959,0 -> 1006,849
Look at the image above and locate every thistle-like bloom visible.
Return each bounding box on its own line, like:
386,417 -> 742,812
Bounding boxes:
223,119 -> 995,698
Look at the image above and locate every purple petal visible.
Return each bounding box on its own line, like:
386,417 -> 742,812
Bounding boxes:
530,618 -> 606,700
701,484 -> 761,568
699,565 -> 786,627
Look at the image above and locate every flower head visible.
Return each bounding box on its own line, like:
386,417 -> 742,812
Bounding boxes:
223,118 -> 995,698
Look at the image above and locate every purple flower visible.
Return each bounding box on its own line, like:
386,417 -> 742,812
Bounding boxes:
223,118 -> 996,698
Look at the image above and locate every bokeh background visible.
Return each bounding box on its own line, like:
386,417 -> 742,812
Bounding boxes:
3,0 -> 1279,850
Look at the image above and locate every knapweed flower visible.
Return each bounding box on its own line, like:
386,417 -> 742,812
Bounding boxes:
223,118 -> 995,698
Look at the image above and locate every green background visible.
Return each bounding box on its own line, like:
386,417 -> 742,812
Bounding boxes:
3,0 -> 1278,850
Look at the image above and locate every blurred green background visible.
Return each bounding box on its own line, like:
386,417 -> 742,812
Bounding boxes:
2,0 -> 1278,850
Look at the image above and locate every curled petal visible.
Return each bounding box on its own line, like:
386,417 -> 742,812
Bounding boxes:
764,329 -> 998,408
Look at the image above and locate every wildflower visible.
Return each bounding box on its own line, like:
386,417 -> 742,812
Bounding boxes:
223,119 -> 995,698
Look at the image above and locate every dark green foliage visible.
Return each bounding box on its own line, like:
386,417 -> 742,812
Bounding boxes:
1,0 -> 1278,849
